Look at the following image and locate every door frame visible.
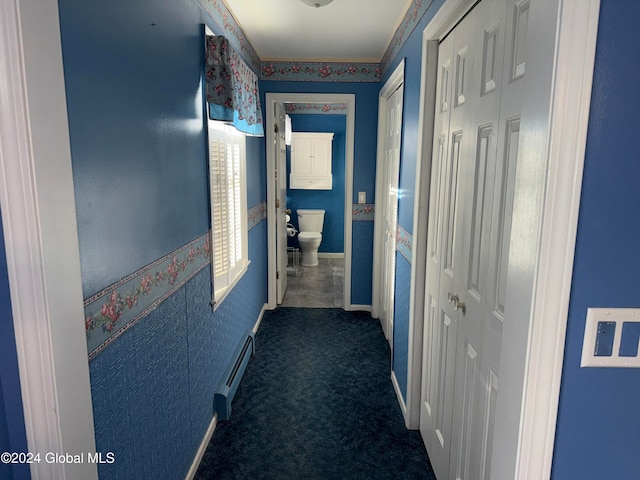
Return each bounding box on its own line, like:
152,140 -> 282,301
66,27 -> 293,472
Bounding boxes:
372,59 -> 405,342
0,0 -> 98,478
265,93 -> 356,310
406,0 -> 600,478
274,102 -> 288,304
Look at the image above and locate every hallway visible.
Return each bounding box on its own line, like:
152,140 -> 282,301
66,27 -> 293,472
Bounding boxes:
194,307 -> 435,479
4,0 -> 630,478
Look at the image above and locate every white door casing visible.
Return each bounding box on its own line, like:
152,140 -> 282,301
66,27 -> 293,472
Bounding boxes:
373,60 -> 405,344
266,93 -> 355,310
408,0 -> 600,479
275,102 -> 288,304
0,0 -> 98,478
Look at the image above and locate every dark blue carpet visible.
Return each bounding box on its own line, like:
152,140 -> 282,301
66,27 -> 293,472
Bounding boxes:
195,308 -> 436,480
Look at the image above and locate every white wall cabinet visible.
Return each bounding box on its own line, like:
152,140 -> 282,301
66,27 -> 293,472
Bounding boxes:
290,132 -> 333,189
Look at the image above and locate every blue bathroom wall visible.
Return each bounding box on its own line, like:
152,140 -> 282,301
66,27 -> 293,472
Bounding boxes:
262,81 -> 379,204
0,213 -> 30,480
58,0 -> 269,477
287,114 -> 346,254
262,81 -> 379,306
551,1 -> 640,478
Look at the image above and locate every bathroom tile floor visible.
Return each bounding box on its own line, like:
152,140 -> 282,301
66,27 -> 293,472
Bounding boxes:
280,257 -> 344,308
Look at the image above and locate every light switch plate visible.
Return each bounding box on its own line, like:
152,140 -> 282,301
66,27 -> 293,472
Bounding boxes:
358,192 -> 366,204
581,308 -> 640,368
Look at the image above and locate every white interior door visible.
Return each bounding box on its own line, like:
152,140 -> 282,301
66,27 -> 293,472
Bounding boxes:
275,102 -> 288,304
419,14 -> 472,477
380,84 -> 404,342
420,0 -> 527,478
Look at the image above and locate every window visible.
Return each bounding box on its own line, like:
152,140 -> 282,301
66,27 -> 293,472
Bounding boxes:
208,120 -> 249,306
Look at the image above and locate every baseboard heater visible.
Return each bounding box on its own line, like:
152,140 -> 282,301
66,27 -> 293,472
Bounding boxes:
214,329 -> 255,420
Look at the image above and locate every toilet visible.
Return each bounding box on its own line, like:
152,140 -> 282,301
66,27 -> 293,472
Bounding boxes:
297,209 -> 325,267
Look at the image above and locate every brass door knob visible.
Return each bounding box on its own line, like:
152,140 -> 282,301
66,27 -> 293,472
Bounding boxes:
448,292 -> 466,313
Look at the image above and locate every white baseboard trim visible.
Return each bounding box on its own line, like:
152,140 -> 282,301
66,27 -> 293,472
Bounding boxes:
317,252 -> 345,259
253,303 -> 268,334
347,304 -> 372,312
185,413 -> 218,480
391,370 -> 408,424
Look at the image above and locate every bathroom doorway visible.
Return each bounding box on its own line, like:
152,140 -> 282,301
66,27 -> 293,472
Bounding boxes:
265,93 -> 355,310
282,111 -> 346,308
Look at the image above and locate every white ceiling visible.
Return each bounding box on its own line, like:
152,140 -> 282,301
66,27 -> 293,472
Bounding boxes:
222,0 -> 413,62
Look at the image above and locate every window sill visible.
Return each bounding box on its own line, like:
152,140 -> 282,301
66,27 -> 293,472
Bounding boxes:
211,260 -> 251,311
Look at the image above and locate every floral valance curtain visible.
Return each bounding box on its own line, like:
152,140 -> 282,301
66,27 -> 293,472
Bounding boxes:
205,35 -> 264,137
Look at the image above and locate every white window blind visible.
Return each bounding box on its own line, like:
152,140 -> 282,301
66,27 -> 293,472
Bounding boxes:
208,121 -> 248,305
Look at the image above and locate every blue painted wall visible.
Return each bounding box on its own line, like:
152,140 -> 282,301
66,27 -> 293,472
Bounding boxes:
393,253 -> 412,399
247,136 -> 267,207
381,0 -> 446,234
59,0 -> 209,298
351,220 -> 375,306
0,213 -> 30,480
90,223 -> 267,479
551,1 -> 640,478
58,0 -> 268,477
262,82 -> 379,205
0,376 -> 10,480
287,114 -> 346,254
262,81 -> 379,305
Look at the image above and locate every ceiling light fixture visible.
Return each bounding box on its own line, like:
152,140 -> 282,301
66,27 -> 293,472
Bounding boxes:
300,0 -> 334,8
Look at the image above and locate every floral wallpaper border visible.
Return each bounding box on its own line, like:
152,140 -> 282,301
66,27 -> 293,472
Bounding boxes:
380,0 -> 434,77
397,225 -> 413,263
197,0 -> 262,73
248,202 -> 267,230
197,0 -> 435,83
353,203 -> 375,221
85,233 -> 211,360
285,103 -> 348,115
85,202 -> 268,360
261,61 -> 381,82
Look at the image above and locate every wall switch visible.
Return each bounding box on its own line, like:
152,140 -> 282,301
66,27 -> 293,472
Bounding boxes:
581,308 -> 640,368
358,192 -> 366,204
